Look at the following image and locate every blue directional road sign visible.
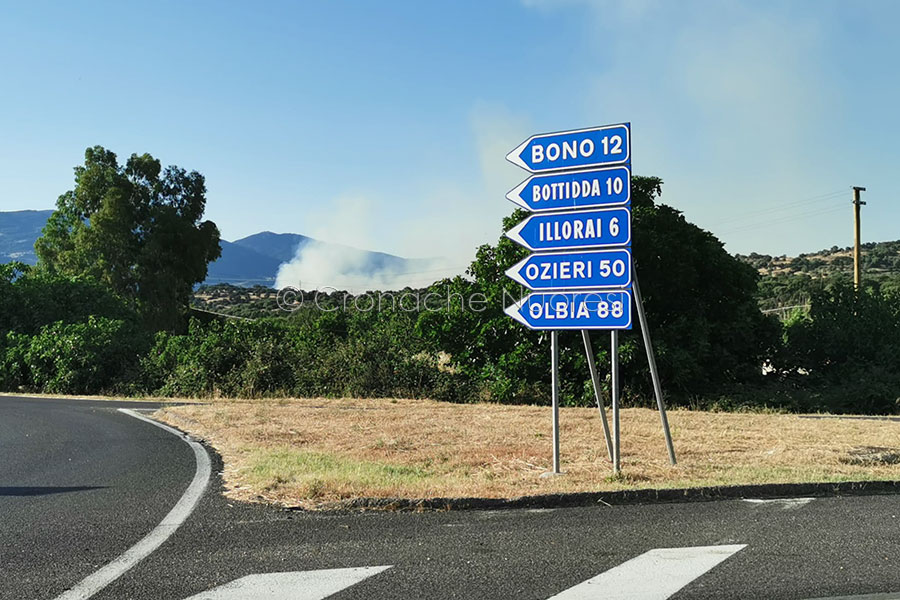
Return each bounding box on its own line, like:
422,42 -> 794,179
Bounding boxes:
506,248 -> 632,291
505,290 -> 633,330
507,165 -> 630,213
506,123 -> 630,173
505,206 -> 631,252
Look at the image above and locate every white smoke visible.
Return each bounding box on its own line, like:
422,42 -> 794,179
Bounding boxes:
274,194 -> 457,293
275,105 -> 529,294
274,239 -> 455,294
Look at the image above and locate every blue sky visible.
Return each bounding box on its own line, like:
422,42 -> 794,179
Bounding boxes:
2,0 -> 898,283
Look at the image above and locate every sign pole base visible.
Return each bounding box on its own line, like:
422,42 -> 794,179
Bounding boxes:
582,330 -> 614,461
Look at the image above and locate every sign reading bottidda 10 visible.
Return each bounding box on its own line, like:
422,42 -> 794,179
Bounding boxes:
506,165 -> 630,213
506,123 -> 630,173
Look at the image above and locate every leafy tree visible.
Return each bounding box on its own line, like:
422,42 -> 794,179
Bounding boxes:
35,146 -> 221,331
777,282 -> 900,413
0,262 -> 134,336
418,176 -> 780,405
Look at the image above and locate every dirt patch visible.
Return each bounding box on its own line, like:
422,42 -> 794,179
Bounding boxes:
842,446 -> 900,466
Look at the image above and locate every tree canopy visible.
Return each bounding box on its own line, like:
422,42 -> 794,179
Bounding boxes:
35,146 -> 221,331
417,176 -> 780,404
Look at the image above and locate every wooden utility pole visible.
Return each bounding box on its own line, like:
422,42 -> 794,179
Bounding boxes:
852,186 -> 866,289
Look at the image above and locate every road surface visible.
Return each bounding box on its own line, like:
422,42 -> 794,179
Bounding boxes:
2,396 -> 899,599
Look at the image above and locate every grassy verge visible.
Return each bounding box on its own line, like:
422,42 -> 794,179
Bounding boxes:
154,398 -> 900,509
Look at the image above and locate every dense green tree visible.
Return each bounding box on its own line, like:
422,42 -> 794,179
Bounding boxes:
0,262 -> 133,336
35,146 -> 221,331
417,176 -> 780,405
777,282 -> 900,413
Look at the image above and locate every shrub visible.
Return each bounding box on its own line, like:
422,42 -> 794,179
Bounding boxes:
24,316 -> 149,394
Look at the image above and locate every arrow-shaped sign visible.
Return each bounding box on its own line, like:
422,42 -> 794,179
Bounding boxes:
506,166 -> 630,212
506,248 -> 632,291
505,207 -> 631,252
505,290 -> 632,330
506,123 -> 630,173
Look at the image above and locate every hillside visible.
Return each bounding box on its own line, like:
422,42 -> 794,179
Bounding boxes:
0,211 -> 427,287
737,240 -> 900,315
0,210 -> 53,265
737,240 -> 900,278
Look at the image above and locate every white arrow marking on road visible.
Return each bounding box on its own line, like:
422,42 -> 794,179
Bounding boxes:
182,566 -> 391,600
547,544 -> 746,599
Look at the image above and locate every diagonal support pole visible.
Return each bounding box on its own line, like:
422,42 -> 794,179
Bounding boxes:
582,330 -> 614,461
631,269 -> 677,465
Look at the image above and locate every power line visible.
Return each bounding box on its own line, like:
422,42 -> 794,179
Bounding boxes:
708,189 -> 846,227
720,202 -> 847,235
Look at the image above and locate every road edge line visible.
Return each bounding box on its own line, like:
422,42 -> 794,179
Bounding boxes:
52,409 -> 211,600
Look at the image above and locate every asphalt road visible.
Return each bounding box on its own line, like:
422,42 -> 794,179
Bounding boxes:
2,395 -> 900,600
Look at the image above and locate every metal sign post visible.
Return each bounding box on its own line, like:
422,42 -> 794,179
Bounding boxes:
611,330 -> 621,474
550,331 -> 561,474
631,270 -> 677,465
582,331 -> 613,461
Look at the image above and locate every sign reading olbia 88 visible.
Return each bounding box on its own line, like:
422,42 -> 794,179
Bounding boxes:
505,290 -> 632,330
506,123 -> 630,173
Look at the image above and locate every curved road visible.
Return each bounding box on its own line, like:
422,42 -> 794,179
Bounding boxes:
0,396 -> 195,599
3,395 -> 900,600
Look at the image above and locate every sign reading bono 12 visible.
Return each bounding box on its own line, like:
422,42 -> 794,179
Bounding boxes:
505,123 -> 631,173
504,122 -> 633,331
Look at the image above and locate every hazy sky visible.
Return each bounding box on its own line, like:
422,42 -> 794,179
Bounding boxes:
2,0 -> 898,282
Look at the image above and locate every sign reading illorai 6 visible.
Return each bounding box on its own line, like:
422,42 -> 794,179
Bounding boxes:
504,123 -> 633,330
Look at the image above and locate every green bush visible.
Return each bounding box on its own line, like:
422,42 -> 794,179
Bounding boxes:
776,281 -> 900,414
0,332 -> 31,391
23,316 -> 149,394
137,311 -> 473,401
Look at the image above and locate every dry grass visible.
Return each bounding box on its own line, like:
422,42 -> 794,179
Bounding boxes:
155,398 -> 900,509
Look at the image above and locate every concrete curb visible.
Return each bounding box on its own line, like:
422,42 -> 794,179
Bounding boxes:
306,480 -> 900,512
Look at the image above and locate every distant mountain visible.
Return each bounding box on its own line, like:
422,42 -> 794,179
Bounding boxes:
204,240 -> 284,286
0,211 -> 429,287
0,209 -> 53,265
232,232 -> 314,264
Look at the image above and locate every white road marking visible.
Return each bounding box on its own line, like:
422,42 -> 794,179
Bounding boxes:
181,567 -> 391,599
803,593 -> 900,600
547,544 -> 746,599
742,497 -> 815,509
53,409 -> 211,600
